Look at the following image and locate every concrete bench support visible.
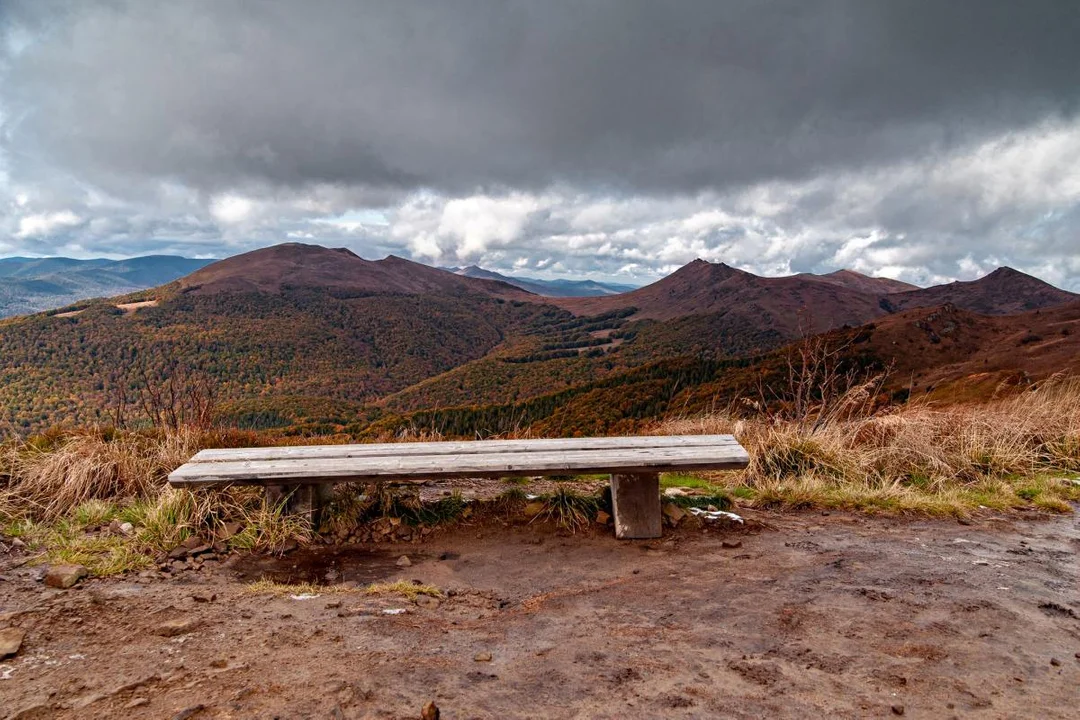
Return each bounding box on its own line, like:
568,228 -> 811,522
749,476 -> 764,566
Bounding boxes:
610,472 -> 662,539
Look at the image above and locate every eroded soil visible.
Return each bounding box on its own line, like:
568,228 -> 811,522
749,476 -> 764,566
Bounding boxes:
2,510 -> 1079,719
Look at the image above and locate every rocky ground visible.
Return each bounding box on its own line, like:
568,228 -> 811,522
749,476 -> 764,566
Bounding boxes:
1,509 -> 1078,719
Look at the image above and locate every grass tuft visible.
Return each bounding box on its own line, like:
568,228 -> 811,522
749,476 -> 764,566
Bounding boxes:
366,580 -> 442,600
534,486 -> 599,532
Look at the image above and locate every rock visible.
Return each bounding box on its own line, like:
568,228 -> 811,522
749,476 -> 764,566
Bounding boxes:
396,555 -> 412,567
415,595 -> 440,609
662,503 -> 687,525
44,564 -> 89,589
523,501 -> 545,518
663,488 -> 689,497
172,705 -> 205,720
125,698 -> 149,709
12,537 -> 26,549
595,510 -> 611,525
181,536 -> 204,550
891,705 -> 905,716
0,626 -> 26,659
153,618 -> 201,637
118,522 -> 135,535
722,540 -> 743,549
188,544 -> 213,557
421,700 -> 440,720
474,651 -> 493,662
170,560 -> 187,572
219,521 -> 243,540
1050,657 -> 1061,667
167,546 -> 188,560
209,658 -> 227,669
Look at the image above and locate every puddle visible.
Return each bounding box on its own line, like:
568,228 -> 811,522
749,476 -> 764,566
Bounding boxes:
231,546 -> 411,585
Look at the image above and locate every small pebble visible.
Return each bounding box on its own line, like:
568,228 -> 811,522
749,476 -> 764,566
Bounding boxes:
891,705 -> 904,716
1050,658 -> 1061,667
474,651 -> 493,662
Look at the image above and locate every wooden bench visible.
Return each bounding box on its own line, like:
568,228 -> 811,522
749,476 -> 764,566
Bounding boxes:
167,434 -> 749,539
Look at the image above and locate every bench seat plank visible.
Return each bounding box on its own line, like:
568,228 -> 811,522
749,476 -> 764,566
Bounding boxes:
169,443 -> 749,487
187,434 -> 742,464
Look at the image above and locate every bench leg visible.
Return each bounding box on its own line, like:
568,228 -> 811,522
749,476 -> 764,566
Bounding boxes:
610,472 -> 662,539
265,484 -> 330,528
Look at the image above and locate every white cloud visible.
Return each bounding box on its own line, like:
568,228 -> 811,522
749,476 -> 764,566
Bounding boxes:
15,210 -> 81,238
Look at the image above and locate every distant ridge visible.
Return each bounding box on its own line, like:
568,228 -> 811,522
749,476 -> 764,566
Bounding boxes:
556,258 -> 1077,332
446,265 -> 638,297
0,254 -> 213,318
881,266 -> 1078,315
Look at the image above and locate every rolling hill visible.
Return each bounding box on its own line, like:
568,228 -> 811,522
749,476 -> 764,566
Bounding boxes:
0,255 -> 213,318
0,242 -> 1075,435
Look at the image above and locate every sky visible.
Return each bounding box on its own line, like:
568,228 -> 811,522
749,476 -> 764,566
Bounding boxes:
1,1 -> 1079,288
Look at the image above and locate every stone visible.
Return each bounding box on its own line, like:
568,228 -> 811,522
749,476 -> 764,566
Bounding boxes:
44,564 -> 89,589
473,651 -> 493,662
209,658 -> 227,669
595,510 -> 612,525
181,536 -> 204,550
167,546 -> 188,560
1050,658 -> 1061,667
421,700 -> 441,720
415,595 -> 440,609
187,544 -> 213,557
662,503 -> 687,525
118,522 -> 134,535
153,618 -> 201,637
170,560 -> 187,572
172,705 -> 206,720
11,537 -> 26,549
523,501 -> 545,518
722,540 -> 743,549
0,626 -> 26,659
125,698 -> 149,709
219,521 -> 243,540
396,555 -> 412,567
891,705 -> 905,716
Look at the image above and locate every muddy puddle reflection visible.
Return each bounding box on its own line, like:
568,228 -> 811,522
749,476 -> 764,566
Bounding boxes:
231,546 -> 418,585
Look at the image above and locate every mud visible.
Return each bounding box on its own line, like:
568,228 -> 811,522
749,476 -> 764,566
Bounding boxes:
1,510 -> 1078,719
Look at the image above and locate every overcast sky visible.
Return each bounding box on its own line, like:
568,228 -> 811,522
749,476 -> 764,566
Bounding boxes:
1,1 -> 1079,287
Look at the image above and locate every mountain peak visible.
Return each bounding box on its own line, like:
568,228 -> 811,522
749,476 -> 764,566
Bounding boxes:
175,242 -> 530,298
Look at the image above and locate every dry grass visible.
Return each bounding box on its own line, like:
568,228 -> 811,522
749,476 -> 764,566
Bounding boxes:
365,580 -> 443,600
660,376 -> 1080,514
244,579 -> 357,596
1,428 -> 200,519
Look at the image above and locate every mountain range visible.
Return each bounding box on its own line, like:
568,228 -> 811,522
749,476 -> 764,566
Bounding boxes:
0,255 -> 213,318
0,242 -> 1075,436
444,265 -> 639,297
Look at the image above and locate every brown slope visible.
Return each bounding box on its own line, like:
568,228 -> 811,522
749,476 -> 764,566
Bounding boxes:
177,242 -> 534,299
881,267 -> 1077,315
796,269 -> 918,294
556,259 -> 888,335
848,300 -> 1080,398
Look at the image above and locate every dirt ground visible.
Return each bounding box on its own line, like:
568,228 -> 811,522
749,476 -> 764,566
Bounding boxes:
1,509 -> 1078,719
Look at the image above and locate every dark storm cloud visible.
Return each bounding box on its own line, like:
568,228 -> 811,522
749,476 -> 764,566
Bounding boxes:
4,0 -> 1079,195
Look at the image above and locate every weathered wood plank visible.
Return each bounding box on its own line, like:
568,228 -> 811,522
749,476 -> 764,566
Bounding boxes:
169,443 -> 749,487
188,435 -> 742,464
610,473 -> 662,539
